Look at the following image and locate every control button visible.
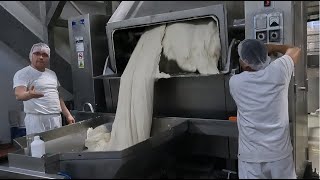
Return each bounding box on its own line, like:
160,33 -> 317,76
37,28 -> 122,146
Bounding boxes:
258,33 -> 265,40
269,16 -> 280,27
255,16 -> 267,30
256,31 -> 267,43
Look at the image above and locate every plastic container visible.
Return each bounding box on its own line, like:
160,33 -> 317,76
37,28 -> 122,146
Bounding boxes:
31,136 -> 45,158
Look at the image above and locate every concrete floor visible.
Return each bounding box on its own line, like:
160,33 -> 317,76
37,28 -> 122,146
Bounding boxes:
308,114 -> 320,174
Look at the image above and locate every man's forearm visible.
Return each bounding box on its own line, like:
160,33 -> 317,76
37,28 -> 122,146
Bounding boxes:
16,91 -> 32,101
59,98 -> 72,118
266,44 -> 294,55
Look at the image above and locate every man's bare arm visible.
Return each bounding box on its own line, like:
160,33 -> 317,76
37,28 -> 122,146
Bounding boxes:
285,47 -> 301,64
15,86 -> 44,101
266,44 -> 292,55
266,44 -> 301,64
59,97 -> 75,124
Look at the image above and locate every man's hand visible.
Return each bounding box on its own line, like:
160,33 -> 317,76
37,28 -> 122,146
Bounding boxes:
285,47 -> 301,64
66,115 -> 75,124
28,85 -> 44,98
15,85 -> 43,101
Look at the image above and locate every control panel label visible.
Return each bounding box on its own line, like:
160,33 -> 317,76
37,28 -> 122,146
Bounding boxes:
77,52 -> 84,68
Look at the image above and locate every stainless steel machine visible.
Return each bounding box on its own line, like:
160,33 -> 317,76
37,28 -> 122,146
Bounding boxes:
68,14 -> 110,113
0,1 -> 310,179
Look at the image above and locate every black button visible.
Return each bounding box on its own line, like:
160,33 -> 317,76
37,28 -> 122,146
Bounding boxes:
270,21 -> 279,27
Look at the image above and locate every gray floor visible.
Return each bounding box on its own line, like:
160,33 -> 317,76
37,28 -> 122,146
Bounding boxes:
308,114 -> 320,174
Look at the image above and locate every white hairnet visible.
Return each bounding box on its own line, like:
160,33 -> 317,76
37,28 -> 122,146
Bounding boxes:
29,43 -> 50,61
238,39 -> 271,70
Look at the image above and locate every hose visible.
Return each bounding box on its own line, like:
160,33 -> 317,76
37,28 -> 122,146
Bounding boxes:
221,38 -> 238,74
57,172 -> 72,179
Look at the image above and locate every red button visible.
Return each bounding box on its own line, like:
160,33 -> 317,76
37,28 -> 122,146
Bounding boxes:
264,0 -> 271,7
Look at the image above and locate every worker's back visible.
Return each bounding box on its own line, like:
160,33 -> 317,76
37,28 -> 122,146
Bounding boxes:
229,55 -> 294,163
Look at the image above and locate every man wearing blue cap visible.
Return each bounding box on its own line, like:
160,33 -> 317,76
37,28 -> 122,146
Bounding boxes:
229,39 -> 301,179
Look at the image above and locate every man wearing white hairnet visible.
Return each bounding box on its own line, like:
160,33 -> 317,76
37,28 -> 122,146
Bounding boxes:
229,39 -> 301,179
13,43 -> 75,135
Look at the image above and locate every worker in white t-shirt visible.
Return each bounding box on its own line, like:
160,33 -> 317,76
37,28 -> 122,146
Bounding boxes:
229,39 -> 301,179
13,43 -> 75,135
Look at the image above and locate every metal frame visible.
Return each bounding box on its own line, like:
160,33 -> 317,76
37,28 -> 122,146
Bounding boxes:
46,1 -> 66,27
68,14 -> 109,111
106,4 -> 228,75
3,113 -> 238,178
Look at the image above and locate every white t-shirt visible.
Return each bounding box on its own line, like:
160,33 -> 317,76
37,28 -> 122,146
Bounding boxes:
13,65 -> 62,114
229,55 -> 294,162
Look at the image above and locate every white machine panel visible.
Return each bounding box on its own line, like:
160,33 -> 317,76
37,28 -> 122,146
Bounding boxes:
254,11 -> 283,44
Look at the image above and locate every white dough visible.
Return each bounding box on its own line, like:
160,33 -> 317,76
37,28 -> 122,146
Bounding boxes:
85,125 -> 110,151
162,19 -> 221,75
85,25 -> 167,151
85,19 -> 221,151
155,64 -> 171,79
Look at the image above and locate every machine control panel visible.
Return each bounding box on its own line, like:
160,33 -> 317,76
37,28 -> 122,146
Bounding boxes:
253,11 -> 283,44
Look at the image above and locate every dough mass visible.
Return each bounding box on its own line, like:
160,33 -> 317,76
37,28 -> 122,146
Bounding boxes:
85,19 -> 221,151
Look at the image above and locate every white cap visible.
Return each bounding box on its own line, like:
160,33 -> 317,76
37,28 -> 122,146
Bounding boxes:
237,39 -> 270,71
29,43 -> 50,61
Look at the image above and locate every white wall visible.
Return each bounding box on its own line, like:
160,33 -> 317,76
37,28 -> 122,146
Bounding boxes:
0,41 -> 29,144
